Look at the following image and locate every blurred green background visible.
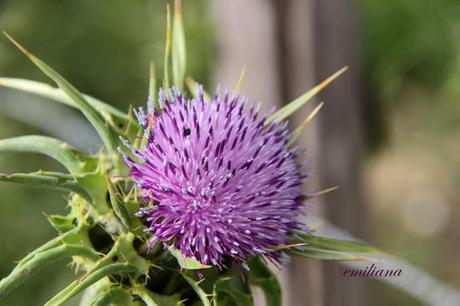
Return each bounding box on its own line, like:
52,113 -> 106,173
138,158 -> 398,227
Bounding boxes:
0,0 -> 459,305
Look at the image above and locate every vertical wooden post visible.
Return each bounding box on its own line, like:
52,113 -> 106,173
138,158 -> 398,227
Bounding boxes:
211,1 -> 327,305
274,0 -> 325,305
314,0 -> 369,305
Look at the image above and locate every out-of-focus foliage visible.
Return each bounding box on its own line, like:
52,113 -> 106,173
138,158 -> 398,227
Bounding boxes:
361,1 -> 460,306
360,0 -> 460,150
0,1 -> 213,305
0,0 -> 214,109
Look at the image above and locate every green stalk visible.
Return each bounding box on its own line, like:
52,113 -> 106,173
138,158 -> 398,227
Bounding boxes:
44,263 -> 137,306
15,227 -> 81,269
0,244 -> 100,299
0,136 -> 86,174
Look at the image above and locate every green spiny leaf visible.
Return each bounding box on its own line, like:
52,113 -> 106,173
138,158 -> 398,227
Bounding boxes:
15,227 -> 82,269
287,102 -> 324,147
0,244 -> 99,299
0,172 -> 92,203
3,33 -> 119,160
288,231 -> 382,261
88,286 -> 133,306
293,231 -> 381,254
266,67 -> 347,125
0,77 -> 131,129
172,0 -> 186,89
133,286 -> 185,306
288,247 -> 371,261
0,135 -> 87,174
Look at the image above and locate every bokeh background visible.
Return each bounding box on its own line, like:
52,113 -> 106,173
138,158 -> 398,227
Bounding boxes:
0,0 -> 459,305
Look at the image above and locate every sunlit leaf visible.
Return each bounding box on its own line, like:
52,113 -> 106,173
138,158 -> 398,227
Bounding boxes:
169,249 -> 211,270
266,67 -> 347,125
288,231 -> 381,261
293,231 -> 381,254
234,66 -> 247,92
287,102 -> 323,147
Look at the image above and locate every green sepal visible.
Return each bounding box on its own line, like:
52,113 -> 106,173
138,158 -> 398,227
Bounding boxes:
76,171 -> 110,213
45,213 -> 76,233
106,178 -> 132,231
114,233 -> 151,275
247,257 -> 281,306
169,249 -> 211,270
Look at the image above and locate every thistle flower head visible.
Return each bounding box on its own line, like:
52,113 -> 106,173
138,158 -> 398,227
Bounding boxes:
121,87 -> 307,268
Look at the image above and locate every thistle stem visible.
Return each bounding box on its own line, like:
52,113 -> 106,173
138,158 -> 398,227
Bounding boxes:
0,244 -> 99,299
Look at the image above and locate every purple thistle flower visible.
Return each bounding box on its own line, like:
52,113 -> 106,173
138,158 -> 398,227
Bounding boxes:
121,87 -> 307,268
